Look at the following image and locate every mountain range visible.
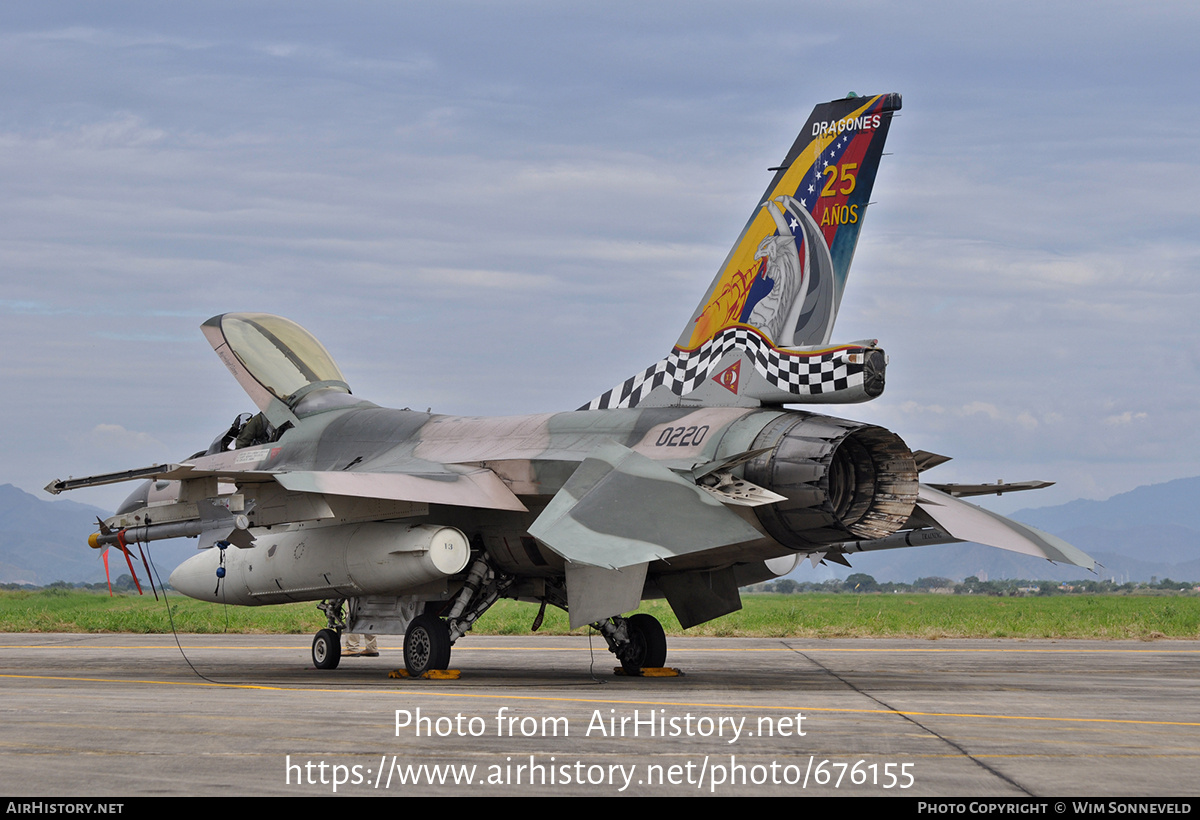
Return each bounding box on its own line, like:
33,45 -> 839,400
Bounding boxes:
806,476 -> 1200,584
0,484 -> 195,586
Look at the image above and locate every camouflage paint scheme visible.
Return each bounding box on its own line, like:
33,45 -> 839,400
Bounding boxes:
47,94 -> 1094,674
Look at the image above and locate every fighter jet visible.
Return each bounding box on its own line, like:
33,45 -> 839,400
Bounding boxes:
47,92 -> 1093,676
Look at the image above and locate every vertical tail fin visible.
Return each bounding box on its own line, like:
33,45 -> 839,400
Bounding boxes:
584,93 -> 901,411
682,92 -> 902,351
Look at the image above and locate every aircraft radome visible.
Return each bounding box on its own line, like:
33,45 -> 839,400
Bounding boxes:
47,92 -> 1094,677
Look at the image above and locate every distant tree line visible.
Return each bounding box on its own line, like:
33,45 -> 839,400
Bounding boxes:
752,575 -> 1199,596
1,575 -> 146,593
4,575 -> 1198,597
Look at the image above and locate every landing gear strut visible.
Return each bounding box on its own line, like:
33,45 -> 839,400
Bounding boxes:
307,554 -> 518,676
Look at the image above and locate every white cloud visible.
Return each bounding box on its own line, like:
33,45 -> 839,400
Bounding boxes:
1104,411 -> 1148,426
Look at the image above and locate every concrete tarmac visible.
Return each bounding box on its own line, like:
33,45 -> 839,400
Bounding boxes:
1,633 -> 1197,797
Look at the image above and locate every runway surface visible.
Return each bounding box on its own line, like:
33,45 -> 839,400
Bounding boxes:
1,633 -> 1197,797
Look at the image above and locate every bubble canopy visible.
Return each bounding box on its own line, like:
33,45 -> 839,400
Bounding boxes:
202,313 -> 351,418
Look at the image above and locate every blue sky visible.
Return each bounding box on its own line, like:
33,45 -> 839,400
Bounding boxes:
4,2 -> 1197,513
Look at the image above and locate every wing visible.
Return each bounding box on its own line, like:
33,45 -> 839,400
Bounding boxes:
272,467 -> 526,511
48,456 -> 526,552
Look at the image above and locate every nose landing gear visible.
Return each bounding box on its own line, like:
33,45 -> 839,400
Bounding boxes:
312,627 -> 341,670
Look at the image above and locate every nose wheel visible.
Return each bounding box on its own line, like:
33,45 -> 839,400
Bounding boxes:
312,628 -> 341,670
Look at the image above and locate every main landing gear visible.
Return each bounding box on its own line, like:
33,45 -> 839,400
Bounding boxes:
403,613 -> 452,676
308,556 -> 517,677
309,572 -> 669,678
597,613 -> 667,674
399,555 -> 514,677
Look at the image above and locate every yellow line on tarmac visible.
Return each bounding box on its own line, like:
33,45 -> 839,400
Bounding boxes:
3,643 -> 1199,654
0,673 -> 284,691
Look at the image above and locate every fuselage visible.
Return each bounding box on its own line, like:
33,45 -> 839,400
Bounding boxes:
169,399 -> 918,605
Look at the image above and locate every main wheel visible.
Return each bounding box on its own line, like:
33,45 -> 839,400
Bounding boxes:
312,628 -> 341,670
404,614 -> 452,676
619,613 -> 667,674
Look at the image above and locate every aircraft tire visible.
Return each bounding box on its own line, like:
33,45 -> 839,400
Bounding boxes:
404,614 -> 451,676
620,614 -> 667,673
312,628 -> 341,670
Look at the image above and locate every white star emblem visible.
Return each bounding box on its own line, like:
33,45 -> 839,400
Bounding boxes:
789,217 -> 799,230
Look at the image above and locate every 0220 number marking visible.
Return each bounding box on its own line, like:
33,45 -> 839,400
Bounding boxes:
654,425 -> 709,447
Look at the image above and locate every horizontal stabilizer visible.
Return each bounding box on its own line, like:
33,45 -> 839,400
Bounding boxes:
274,468 -> 528,512
915,485 -> 1095,569
529,441 -> 763,569
926,480 -> 1053,498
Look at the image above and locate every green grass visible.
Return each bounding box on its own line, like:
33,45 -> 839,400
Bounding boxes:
0,589 -> 324,634
3,590 -> 1199,639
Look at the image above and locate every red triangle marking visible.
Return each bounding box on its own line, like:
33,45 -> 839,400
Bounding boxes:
713,360 -> 741,394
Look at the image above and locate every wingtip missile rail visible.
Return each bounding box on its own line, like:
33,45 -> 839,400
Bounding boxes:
46,464 -> 192,495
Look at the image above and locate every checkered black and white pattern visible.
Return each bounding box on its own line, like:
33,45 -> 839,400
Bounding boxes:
582,327 -> 865,410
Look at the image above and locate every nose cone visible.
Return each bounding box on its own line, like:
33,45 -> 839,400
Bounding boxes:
169,549 -> 222,603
